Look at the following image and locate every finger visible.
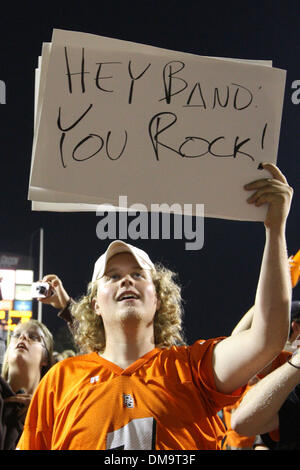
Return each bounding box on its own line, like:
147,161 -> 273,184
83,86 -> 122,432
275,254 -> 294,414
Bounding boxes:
41,276 -> 62,295
16,394 -> 32,402
42,274 -> 60,283
260,163 -> 288,184
250,192 -> 285,207
37,297 -> 52,304
246,184 -> 288,203
244,178 -> 286,190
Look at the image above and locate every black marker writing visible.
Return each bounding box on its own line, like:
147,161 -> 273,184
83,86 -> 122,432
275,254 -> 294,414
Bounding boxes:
183,83 -> 253,110
57,104 -> 93,168
148,112 -> 178,161
179,135 -> 253,160
213,86 -> 230,108
95,62 -> 122,92
57,104 -> 128,167
71,130 -> 128,163
106,130 -> 128,160
149,111 -> 258,162
261,123 -> 267,149
160,61 -> 188,104
72,134 -> 104,162
59,132 -> 66,168
232,83 -> 253,110
186,83 -> 207,108
72,131 -> 128,162
64,47 -> 89,94
62,48 -> 258,109
128,61 -> 151,104
57,104 -> 93,132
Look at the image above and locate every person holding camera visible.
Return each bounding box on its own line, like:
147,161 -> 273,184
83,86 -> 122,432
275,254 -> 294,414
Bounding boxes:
33,275 -> 75,335
17,163 -> 293,450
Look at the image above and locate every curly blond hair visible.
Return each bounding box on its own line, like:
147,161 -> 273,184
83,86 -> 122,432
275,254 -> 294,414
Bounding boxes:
71,263 -> 186,353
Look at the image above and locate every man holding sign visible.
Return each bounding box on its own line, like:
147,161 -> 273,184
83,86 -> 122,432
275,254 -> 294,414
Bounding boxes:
17,163 -> 293,450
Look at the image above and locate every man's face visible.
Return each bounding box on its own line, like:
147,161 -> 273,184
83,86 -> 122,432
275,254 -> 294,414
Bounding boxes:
94,252 -> 160,329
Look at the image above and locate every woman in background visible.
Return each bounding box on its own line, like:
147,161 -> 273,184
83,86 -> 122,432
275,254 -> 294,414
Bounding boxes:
0,319 -> 54,449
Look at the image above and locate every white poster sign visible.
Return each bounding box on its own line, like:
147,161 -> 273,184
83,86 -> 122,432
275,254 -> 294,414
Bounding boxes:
29,29 -> 286,221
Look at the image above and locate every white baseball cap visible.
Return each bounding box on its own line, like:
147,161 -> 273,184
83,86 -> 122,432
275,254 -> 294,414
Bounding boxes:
92,240 -> 155,282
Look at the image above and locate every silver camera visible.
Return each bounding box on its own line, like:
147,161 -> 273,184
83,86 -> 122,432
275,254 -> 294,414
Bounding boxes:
31,282 -> 53,299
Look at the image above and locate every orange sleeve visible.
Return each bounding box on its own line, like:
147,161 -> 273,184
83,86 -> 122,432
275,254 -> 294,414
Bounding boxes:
188,338 -> 246,413
16,426 -> 49,450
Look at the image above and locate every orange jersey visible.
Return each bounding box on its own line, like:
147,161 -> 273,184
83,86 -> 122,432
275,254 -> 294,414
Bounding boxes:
17,338 -> 244,450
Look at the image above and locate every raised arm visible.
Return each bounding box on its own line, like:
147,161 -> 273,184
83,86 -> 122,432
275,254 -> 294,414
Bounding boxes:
38,274 -> 71,310
36,274 -> 75,331
212,163 -> 293,393
231,305 -> 255,336
231,255 -> 298,337
230,350 -> 300,436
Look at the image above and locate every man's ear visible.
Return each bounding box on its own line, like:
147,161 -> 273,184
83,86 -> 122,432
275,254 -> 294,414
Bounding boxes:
156,297 -> 161,312
92,298 -> 101,317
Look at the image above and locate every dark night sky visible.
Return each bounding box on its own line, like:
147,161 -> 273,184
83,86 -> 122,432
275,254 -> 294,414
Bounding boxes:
0,0 -> 299,348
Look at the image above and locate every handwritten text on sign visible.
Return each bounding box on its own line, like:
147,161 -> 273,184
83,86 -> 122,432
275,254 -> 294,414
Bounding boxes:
30,31 -> 286,220
58,48 -> 268,168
